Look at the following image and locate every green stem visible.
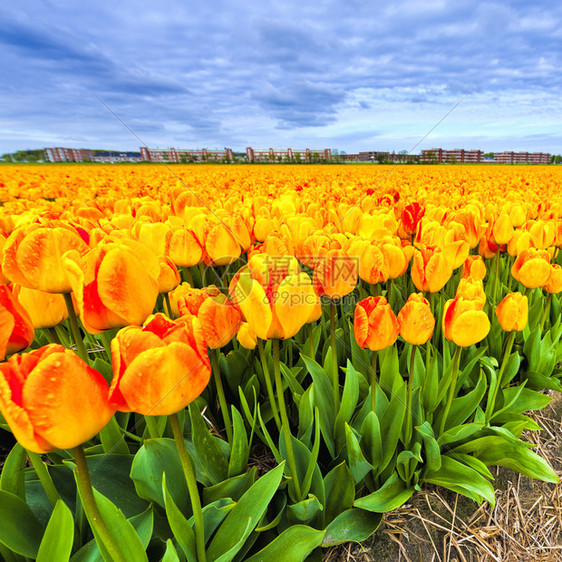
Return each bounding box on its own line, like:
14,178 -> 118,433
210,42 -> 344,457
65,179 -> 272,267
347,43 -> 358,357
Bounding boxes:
540,293 -> 553,333
63,293 -> 88,362
257,339 -> 281,432
45,327 -> 62,345
198,262 -> 206,287
273,338 -> 302,501
144,415 -> 160,439
405,346 -> 417,446
493,252 -> 500,306
121,428 -> 143,443
438,346 -> 462,436
169,413 -> 206,562
73,445 -> 128,562
425,292 -> 434,376
486,330 -> 516,422
371,351 -> 377,412
27,452 -> 61,508
164,293 -> 174,318
184,267 -> 194,286
99,331 -> 112,360
307,322 -> 315,359
210,348 -> 233,443
329,300 -> 340,412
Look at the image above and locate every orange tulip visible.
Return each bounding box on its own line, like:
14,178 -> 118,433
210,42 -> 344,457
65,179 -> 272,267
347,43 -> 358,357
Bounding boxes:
478,236 -> 501,259
168,226 -> 203,267
495,292 -> 528,331
229,254 -> 317,340
237,322 -> 258,350
401,202 -> 424,237
411,245 -> 452,293
157,256 -> 181,293
442,295 -> 490,347
0,344 -> 115,453
462,255 -> 486,280
169,283 -> 207,317
191,291 -> 241,349
511,248 -> 551,289
354,296 -> 399,351
2,224 -> 88,293
397,293 -> 435,345
313,249 -> 358,299
12,285 -> 68,329
544,264 -> 562,294
381,239 -> 411,279
63,243 -> 159,333
109,313 -> 210,416
456,277 -> 486,310
0,283 -> 34,360
347,239 -> 389,284
491,213 -> 514,245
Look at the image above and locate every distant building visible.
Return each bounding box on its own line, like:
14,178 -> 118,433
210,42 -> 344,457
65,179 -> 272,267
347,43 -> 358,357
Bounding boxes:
44,147 -> 93,162
140,147 -> 234,162
421,148 -> 483,163
496,152 -> 551,164
340,153 -> 359,162
245,148 -> 332,163
358,151 -> 419,163
91,151 -> 142,163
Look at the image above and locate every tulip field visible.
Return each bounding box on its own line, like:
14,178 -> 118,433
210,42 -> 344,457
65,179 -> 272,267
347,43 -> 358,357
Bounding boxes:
1,163 -> 562,561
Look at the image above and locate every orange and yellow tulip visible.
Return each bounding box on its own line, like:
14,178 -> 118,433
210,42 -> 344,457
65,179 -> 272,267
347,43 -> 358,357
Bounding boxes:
411,245 -> 452,293
511,248 -> 551,289
313,249 -> 358,299
63,243 -> 159,333
109,313 -> 210,416
462,255 -> 486,280
495,292 -> 528,331
2,224 -> 88,293
229,254 -> 317,340
0,283 -> 34,360
397,293 -> 435,345
0,344 -> 115,453
12,285 -> 68,329
442,295 -> 490,347
544,264 -> 562,294
354,296 -> 399,351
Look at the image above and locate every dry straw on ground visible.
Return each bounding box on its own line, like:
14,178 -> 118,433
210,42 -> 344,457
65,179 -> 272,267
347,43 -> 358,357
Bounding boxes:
324,393 -> 562,562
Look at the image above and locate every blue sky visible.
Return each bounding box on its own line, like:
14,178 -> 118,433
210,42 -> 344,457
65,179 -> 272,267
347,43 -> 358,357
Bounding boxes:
1,0 -> 561,155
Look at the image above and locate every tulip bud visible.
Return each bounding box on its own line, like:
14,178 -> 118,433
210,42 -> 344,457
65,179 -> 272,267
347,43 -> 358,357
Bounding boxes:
313,249 -> 358,299
12,285 -> 68,329
462,255 -> 486,281
456,277 -> 486,310
0,344 -> 115,453
544,264 -> 562,294
411,245 -> 453,293
511,248 -> 551,289
109,314 -> 211,416
495,292 -> 528,331
397,293 -> 434,345
0,283 -> 34,360
354,296 -> 399,351
3,224 -> 88,293
237,322 -> 257,349
443,295 -> 490,347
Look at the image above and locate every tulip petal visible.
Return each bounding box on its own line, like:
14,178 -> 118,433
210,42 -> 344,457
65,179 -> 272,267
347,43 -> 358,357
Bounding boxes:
275,274 -> 316,339
97,247 -> 159,325
0,370 -> 53,452
450,310 -> 490,347
235,272 -> 272,341
22,350 -> 115,450
114,343 -> 210,415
